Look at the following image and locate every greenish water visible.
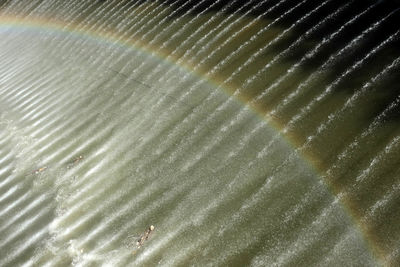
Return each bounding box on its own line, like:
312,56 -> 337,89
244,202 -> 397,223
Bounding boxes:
0,0 -> 400,266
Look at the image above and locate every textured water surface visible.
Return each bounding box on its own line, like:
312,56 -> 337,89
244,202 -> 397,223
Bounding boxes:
0,0 -> 399,266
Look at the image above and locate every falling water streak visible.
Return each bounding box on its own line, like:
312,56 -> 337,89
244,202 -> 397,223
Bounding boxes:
194,0 -> 309,75
16,77 -> 73,124
0,187 -> 34,219
142,0 -> 209,45
144,0 -> 247,82
0,202 -> 52,248
20,0 -> 56,22
27,103 -> 102,161
21,83 -> 89,132
136,0 -> 265,104
156,55 -> 277,169
5,0 -> 40,17
122,71 -> 233,167
0,184 -> 20,204
282,182 -> 325,224
102,1 -> 141,33
0,43 -> 45,83
0,184 -> 23,207
172,0 -> 258,62
182,154 -> 320,266
306,55 -> 400,142
191,0 -> 296,72
132,0 -> 230,84
137,0 -> 268,103
50,103 -> 178,206
320,96 -> 400,227
154,94 -> 269,169
38,0 -> 117,51
158,0 -> 227,51
112,0 -> 176,44
270,9 -> 398,115
114,1 -> 168,38
145,223 -> 217,266
315,230 -> 361,266
23,87 -> 101,143
255,9 -> 376,102
180,110 -> 255,172
319,134 -> 400,264
61,1 -> 112,31
141,130 -> 304,265
2,226 -> 50,266
0,61 -> 53,101
269,203 -> 350,267
17,2 -> 223,162
4,89 -> 64,130
0,72 -> 104,160
98,71 -> 214,167
224,57 -> 400,265
79,1 -> 125,34
54,177 -> 138,239
132,0 -> 317,150
0,194 -> 48,233
294,57 -> 400,260
83,4 -> 126,38
44,0 -> 184,116
3,66 -> 78,130
329,94 -> 400,175
30,93 -> 114,160
215,0 -> 332,88
184,0 -> 271,66
33,0 -> 71,21
0,63 -> 46,100
115,2 -> 163,39
62,122 -> 161,201
387,238 -> 400,264
362,177 -> 400,224
325,134 -> 400,216
29,84 -> 140,166
1,70 -> 53,112
221,121 -> 268,165
42,98 -> 164,206
148,94 -> 223,165
271,29 -> 400,115
355,136 -> 400,184
88,176 -> 198,252
274,9 -> 400,130
247,1 -> 353,94
212,8 -> 388,166
71,2 -> 133,50
14,38 -> 154,144
0,1 -> 19,14
76,172 -> 200,252
241,150 -> 360,266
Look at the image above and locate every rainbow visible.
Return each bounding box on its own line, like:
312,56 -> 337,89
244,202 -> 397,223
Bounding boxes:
0,13 -> 386,266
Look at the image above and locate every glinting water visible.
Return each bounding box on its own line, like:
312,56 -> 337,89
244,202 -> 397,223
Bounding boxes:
0,0 -> 399,266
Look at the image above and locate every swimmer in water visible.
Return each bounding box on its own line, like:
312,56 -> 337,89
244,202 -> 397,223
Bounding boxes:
73,155 -> 83,163
67,155 -> 84,168
33,166 -> 47,174
136,225 -> 155,248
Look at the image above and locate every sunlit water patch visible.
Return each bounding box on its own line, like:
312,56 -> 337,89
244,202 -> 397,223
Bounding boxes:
1,0 -> 400,266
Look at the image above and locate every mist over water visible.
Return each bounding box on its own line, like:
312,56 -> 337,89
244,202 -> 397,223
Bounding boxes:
0,0 -> 399,266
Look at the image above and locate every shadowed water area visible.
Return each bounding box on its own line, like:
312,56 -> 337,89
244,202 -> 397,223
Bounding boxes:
0,0 -> 399,266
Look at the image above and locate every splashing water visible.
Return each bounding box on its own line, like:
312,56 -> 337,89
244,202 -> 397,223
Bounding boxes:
0,1 -> 400,266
